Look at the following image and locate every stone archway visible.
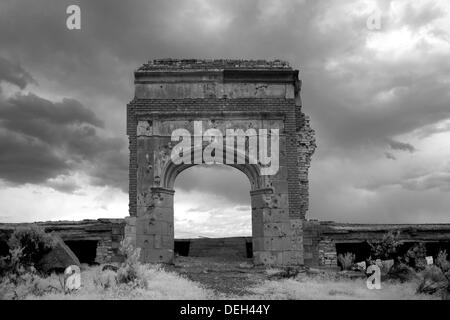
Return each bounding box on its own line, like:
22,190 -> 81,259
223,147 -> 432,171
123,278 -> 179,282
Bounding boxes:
125,59 -> 316,266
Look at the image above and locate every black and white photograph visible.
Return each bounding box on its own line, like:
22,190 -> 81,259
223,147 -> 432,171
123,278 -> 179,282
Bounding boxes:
0,0 -> 450,309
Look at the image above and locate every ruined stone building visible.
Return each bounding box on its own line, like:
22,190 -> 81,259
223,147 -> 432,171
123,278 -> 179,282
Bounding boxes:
1,59 -> 450,268
125,59 -> 316,266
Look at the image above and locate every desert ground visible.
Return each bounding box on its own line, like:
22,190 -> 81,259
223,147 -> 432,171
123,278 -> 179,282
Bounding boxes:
0,255 -> 440,300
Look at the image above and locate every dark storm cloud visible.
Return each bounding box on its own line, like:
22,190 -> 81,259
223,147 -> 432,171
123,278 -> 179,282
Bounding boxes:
304,52 -> 450,157
0,91 -> 128,191
46,179 -> 81,194
1,0 -> 448,145
0,0 -> 449,223
0,129 -> 70,184
2,0 -> 447,151
0,57 -> 36,89
386,139 -> 416,153
1,93 -> 103,128
384,152 -> 396,160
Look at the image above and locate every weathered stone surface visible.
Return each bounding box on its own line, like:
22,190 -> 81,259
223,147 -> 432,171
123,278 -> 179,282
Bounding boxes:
127,59 -> 316,266
304,221 -> 450,267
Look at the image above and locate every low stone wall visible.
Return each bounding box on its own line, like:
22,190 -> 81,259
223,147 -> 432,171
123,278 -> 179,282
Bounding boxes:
318,238 -> 337,267
182,237 -> 252,259
0,219 -> 126,264
2,219 -> 450,267
304,221 -> 450,267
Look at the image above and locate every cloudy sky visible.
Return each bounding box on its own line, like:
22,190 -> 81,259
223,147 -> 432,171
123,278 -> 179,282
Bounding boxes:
0,0 -> 449,237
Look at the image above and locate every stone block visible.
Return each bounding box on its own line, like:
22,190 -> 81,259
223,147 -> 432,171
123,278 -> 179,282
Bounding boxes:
142,249 -> 174,264
290,236 -> 303,251
125,225 -> 136,235
250,194 -> 269,209
162,235 -> 174,249
136,234 -> 154,249
264,222 -> 289,237
270,181 -> 289,194
270,166 -> 288,181
264,236 -> 290,251
283,251 -> 304,265
152,235 -> 160,249
125,216 -> 136,226
138,207 -> 174,222
252,218 -> 264,238
150,191 -> 174,208
253,251 -> 283,266
290,219 -> 303,235
262,208 -> 288,223
268,193 -> 289,209
263,223 -> 283,237
252,237 -> 265,252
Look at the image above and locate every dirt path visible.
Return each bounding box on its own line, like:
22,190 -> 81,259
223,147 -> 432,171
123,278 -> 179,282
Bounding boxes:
164,256 -> 269,295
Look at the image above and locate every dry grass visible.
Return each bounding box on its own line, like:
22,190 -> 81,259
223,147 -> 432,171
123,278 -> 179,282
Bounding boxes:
242,275 -> 437,300
1,264 -> 215,300
0,264 -> 440,300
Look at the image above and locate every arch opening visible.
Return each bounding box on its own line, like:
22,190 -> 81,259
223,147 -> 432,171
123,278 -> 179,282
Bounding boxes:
173,164 -> 253,261
162,144 -> 263,191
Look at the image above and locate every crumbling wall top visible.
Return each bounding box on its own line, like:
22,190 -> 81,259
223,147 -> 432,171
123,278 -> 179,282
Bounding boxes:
137,59 -> 292,72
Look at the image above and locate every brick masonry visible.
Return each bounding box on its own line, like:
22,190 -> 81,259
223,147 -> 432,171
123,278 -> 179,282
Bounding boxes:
126,59 -> 316,266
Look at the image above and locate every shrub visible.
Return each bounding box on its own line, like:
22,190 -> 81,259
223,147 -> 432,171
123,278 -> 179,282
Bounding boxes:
368,230 -> 402,260
435,250 -> 450,274
387,262 -> 417,283
1,226 -> 55,276
417,265 -> 448,296
0,268 -> 63,299
116,238 -> 147,288
337,252 -> 355,271
7,226 -> 55,268
404,243 -> 427,271
0,247 -> 24,276
93,269 -> 117,290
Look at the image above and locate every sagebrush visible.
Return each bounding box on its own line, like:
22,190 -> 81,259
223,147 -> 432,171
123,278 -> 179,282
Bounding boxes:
368,230 -> 402,260
337,252 -> 355,271
0,225 -> 55,276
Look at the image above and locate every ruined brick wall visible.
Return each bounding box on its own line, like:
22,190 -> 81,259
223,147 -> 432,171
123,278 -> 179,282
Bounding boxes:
318,238 -> 337,267
126,59 -> 316,265
0,219 -> 126,264
127,98 -> 309,217
302,220 -> 321,266
305,222 -> 450,268
94,222 -> 125,264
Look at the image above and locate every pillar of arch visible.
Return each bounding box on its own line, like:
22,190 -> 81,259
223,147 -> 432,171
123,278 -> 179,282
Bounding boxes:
126,59 -> 316,266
